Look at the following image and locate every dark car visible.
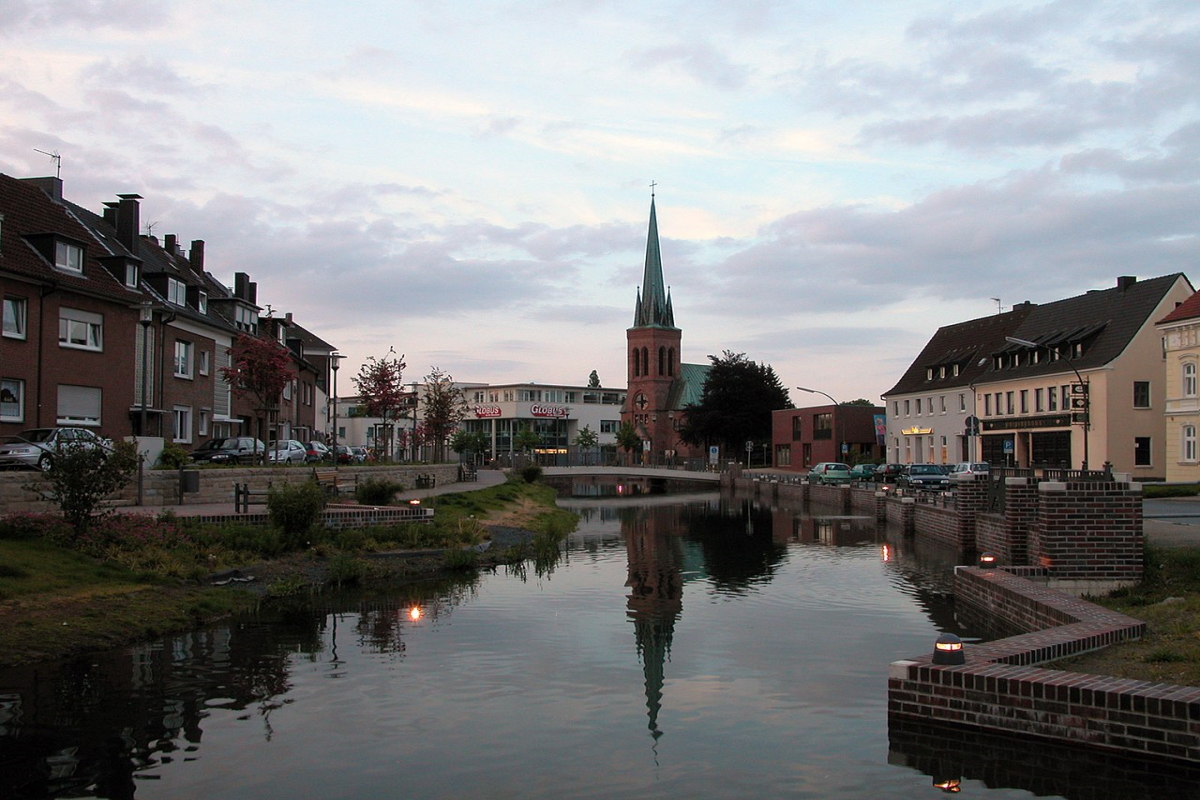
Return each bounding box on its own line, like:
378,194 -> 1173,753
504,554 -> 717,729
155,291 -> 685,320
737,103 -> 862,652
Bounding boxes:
304,441 -> 332,463
874,463 -> 905,484
190,436 -> 264,465
333,444 -> 354,464
896,464 -> 951,491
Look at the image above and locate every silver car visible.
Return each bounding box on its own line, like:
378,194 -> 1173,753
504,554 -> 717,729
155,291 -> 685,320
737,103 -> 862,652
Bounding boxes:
267,439 -> 308,464
0,427 -> 112,470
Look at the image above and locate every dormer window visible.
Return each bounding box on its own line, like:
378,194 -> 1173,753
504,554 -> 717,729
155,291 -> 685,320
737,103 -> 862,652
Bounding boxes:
925,368 -> 933,381
197,291 -> 208,313
167,277 -> 187,306
55,241 -> 83,273
124,262 -> 139,288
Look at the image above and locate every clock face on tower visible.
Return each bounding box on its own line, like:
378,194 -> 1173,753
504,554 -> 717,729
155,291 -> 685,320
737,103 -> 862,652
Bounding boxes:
634,393 -> 649,410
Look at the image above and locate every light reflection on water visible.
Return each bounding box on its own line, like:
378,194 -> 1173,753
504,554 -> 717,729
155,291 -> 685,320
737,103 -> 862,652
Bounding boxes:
1,492 -> 1198,799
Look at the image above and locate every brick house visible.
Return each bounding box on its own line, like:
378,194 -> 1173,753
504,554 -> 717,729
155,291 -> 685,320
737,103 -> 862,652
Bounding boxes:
1,175 -> 142,439
771,403 -> 885,471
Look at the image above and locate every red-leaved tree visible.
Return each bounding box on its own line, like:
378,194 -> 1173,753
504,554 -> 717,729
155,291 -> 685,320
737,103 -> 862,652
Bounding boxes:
220,333 -> 296,460
353,349 -> 408,462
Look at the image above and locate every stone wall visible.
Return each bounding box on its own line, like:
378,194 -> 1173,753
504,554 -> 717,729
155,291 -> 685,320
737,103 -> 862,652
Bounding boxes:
1031,480 -> 1144,586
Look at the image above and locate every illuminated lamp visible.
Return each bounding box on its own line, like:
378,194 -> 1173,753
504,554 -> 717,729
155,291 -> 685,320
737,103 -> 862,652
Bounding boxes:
933,776 -> 962,793
978,552 -> 997,569
932,633 -> 965,666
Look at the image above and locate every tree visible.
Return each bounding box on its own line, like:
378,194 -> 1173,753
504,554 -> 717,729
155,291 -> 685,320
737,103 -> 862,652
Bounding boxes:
845,398 -> 875,406
353,349 -> 407,462
421,367 -> 468,462
514,424 -> 541,454
27,439 -> 139,539
615,420 -> 642,465
573,424 -> 599,465
588,370 -> 601,388
678,351 -> 793,457
221,333 -> 296,460
449,429 -> 489,462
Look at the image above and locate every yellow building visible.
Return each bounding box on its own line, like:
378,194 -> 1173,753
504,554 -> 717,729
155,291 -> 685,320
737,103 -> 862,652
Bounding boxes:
1157,291 -> 1200,483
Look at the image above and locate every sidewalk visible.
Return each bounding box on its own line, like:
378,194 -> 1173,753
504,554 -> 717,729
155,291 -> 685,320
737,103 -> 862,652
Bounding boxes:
112,467 -> 509,517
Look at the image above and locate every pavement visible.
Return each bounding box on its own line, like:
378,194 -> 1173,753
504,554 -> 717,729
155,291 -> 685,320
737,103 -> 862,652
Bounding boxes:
111,467 -> 510,517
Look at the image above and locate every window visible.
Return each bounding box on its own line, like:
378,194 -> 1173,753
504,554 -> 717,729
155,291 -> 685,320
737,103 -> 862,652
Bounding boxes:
174,340 -> 193,378
939,395 -> 946,413
1184,426 -> 1197,463
198,350 -> 210,376
58,308 -> 103,351
1185,362 -> 1197,398
1133,381 -> 1151,409
1048,386 -> 1057,411
1006,392 -> 1014,415
915,398 -> 922,415
1035,388 -> 1044,412
167,278 -> 187,306
2,296 -> 26,339
904,399 -> 910,416
958,393 -> 966,412
55,241 -> 83,272
775,444 -> 791,466
172,405 -> 192,443
984,394 -> 992,416
792,415 -> 803,440
124,262 -> 139,288
813,412 -> 832,439
1020,390 -> 1028,414
893,401 -> 899,415
197,291 -> 208,313
1135,436 -> 1152,467
600,420 -> 619,433
0,378 -> 23,422
519,389 -> 540,402
544,390 -> 563,403
198,408 -> 210,437
57,384 -> 101,425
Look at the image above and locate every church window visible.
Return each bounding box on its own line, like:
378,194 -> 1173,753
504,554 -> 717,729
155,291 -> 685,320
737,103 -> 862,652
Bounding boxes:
658,347 -> 665,376
668,347 -> 675,376
631,348 -> 639,377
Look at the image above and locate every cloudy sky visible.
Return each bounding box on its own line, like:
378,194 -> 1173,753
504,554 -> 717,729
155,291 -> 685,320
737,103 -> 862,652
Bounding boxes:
3,0 -> 1199,405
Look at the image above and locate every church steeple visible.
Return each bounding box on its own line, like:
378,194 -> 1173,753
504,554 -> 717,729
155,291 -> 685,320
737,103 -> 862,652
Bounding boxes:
632,195 -> 677,330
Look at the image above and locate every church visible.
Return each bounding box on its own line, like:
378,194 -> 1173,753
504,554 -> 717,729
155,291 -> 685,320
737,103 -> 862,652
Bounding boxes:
622,195 -> 710,465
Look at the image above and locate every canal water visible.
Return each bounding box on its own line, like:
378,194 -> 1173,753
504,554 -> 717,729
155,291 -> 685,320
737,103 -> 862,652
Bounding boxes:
2,493 -> 1198,799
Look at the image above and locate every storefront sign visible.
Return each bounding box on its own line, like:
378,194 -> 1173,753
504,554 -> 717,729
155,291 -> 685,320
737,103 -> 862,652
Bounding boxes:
474,405 -> 502,418
531,404 -> 569,418
901,427 -> 933,435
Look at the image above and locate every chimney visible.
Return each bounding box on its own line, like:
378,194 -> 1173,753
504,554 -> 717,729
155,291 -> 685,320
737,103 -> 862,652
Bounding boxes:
22,176 -> 63,202
189,240 -> 205,273
101,202 -> 118,228
234,272 -> 249,300
1117,275 -> 1137,292
164,234 -> 177,256
115,193 -> 143,253
249,280 -> 257,304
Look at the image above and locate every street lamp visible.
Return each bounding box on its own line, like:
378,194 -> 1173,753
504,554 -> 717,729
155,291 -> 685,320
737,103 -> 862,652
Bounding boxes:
1005,336 -> 1089,470
797,386 -> 844,462
330,353 -> 344,469
137,301 -> 154,505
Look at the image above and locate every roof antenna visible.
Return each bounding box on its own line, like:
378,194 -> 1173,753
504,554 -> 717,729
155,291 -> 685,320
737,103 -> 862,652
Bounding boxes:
990,297 -> 1002,314
34,148 -> 62,178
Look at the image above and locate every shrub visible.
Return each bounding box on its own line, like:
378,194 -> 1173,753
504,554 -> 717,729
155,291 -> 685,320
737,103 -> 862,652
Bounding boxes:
520,464 -> 543,483
355,477 -> 403,506
25,438 -> 139,540
158,441 -> 190,470
328,553 -> 371,586
0,513 -> 69,541
267,480 -> 327,550
220,523 -> 284,557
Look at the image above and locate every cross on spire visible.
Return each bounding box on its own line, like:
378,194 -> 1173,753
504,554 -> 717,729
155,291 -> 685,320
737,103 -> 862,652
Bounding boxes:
649,180 -> 657,198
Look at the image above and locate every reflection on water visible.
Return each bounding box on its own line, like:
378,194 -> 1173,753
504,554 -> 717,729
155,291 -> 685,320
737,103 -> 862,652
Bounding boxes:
1,493 -> 1196,799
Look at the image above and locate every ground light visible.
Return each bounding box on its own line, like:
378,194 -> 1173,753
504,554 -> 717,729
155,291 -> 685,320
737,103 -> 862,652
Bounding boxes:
978,552 -> 998,569
932,633 -> 965,666
932,776 -> 962,793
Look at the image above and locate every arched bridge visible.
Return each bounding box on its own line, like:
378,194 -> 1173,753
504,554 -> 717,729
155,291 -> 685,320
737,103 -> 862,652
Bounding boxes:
540,466 -> 721,494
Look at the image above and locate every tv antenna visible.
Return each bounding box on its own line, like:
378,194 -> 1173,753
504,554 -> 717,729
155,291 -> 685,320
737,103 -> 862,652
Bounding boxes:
33,148 -> 61,178
990,297 -> 1002,314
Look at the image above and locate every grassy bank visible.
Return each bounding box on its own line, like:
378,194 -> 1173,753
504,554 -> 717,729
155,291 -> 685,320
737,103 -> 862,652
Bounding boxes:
0,477 -> 575,668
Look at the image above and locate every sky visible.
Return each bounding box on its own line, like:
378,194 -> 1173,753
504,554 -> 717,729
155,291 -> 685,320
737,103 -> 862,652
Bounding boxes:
3,0 -> 1199,407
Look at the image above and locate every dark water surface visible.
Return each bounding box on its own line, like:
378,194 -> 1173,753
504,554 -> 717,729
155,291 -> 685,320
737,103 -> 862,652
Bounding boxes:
2,493 -> 1198,799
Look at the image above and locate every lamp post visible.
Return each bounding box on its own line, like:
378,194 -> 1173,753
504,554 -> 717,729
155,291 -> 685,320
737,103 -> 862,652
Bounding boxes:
797,386 -> 844,462
1005,336 -> 1089,470
330,353 -> 344,469
137,301 -> 154,505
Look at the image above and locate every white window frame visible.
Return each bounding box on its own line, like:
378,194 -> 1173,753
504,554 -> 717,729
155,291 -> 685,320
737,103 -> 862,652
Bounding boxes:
55,241 -> 83,273
57,384 -> 101,425
198,349 -> 210,376
3,296 -> 26,340
124,262 -> 139,288
1183,425 -> 1197,463
174,340 -> 193,379
1185,362 -> 1198,398
58,307 -> 103,351
197,291 -> 208,313
0,378 -> 24,422
198,408 -> 210,437
167,277 -> 187,306
173,405 -> 192,443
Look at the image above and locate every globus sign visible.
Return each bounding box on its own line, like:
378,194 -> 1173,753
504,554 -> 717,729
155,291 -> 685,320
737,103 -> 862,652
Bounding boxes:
474,406 -> 502,418
531,404 -> 569,418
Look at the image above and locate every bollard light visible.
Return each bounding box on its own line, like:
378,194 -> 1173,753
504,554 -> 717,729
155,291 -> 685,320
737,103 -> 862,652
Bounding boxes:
932,633 -> 965,666
932,776 -> 962,793
978,552 -> 997,569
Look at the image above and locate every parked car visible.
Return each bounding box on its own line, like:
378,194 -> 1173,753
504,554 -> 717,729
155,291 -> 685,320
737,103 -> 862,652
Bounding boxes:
350,446 -> 372,463
333,444 -> 354,464
267,439 -> 308,464
304,441 -> 332,463
896,464 -> 951,491
874,463 -> 905,484
948,462 -> 990,478
808,462 -> 853,485
849,464 -> 878,482
190,436 -> 265,465
0,427 -> 112,471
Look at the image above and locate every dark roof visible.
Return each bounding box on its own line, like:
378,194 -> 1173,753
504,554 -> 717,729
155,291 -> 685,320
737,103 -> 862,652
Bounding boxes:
884,274 -> 1191,396
631,197 -> 677,330
1158,289 -> 1200,325
0,174 -> 141,303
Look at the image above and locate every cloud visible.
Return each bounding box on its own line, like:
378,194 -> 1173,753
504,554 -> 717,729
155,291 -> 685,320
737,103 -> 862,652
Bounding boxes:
80,55 -> 204,96
0,0 -> 169,35
627,41 -> 751,90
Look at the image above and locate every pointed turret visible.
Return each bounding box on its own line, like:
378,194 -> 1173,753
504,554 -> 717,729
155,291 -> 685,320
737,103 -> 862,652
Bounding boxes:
632,197 -> 677,330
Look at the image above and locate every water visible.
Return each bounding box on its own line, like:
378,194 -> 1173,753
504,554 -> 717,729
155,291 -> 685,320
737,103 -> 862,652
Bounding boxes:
2,493 -> 1198,799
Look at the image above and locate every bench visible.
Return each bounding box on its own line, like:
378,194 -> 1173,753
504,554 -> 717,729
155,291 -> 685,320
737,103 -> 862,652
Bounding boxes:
415,473 -> 436,489
233,481 -> 271,513
312,467 -> 353,498
458,464 -> 477,482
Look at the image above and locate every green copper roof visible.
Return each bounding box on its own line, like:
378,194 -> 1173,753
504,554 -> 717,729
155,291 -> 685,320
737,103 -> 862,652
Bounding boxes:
633,197 -> 677,330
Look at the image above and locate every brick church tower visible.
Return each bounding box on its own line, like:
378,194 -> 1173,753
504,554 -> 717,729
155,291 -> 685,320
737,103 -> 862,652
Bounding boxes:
623,195 -> 705,464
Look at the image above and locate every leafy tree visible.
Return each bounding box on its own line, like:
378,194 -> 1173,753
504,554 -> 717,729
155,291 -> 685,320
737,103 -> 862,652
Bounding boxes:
573,425 -> 599,465
27,438 -> 139,539
845,398 -> 875,406
615,420 -> 642,465
514,424 -> 541,453
450,429 -> 489,461
421,367 -> 468,462
588,370 -> 601,388
221,333 -> 296,459
678,351 -> 793,457
353,348 -> 407,462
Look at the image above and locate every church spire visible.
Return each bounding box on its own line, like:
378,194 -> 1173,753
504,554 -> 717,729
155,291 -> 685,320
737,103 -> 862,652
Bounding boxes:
632,191 -> 677,330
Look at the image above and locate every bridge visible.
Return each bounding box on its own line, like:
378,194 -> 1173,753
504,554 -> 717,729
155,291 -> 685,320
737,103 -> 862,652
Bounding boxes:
540,465 -> 721,485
